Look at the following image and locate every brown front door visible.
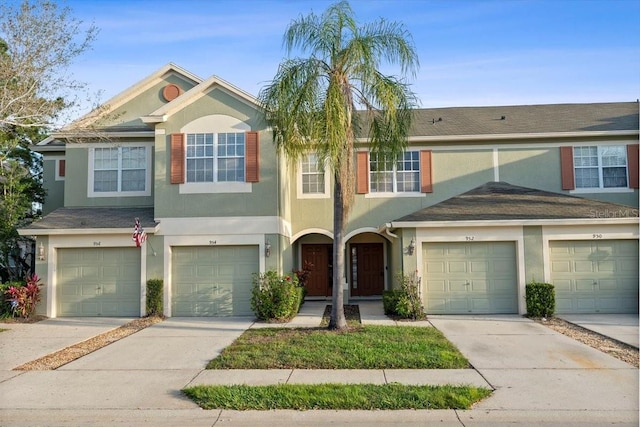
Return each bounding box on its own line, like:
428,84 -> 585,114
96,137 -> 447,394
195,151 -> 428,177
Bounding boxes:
301,244 -> 332,297
351,243 -> 385,296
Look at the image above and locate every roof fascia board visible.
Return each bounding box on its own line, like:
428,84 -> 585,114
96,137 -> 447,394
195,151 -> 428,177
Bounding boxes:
356,130 -> 638,144
18,225 -> 159,236
390,217 -> 639,228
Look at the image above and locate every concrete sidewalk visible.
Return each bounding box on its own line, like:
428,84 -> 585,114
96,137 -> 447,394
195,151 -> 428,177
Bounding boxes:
0,303 -> 638,426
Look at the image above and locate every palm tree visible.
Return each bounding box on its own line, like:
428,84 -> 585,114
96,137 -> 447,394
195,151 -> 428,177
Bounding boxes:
259,1 -> 419,330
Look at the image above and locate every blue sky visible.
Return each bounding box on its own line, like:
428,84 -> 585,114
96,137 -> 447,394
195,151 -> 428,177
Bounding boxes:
60,0 -> 640,112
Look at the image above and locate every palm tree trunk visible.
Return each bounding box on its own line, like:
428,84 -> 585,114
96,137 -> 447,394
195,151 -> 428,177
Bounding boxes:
328,171 -> 348,330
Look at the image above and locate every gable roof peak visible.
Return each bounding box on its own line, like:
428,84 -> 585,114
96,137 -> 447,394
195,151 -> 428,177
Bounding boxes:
58,63 -> 203,133
141,73 -> 260,124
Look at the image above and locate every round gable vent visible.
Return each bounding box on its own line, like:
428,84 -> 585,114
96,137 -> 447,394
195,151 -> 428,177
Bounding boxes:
162,84 -> 182,102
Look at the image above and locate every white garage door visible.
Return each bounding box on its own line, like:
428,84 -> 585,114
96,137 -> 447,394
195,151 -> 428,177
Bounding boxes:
423,241 -> 518,314
171,245 -> 258,316
550,240 -> 639,314
57,248 -> 141,317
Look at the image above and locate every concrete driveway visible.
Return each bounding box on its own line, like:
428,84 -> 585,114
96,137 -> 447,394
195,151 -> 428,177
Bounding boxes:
428,315 -> 638,425
0,312 -> 637,426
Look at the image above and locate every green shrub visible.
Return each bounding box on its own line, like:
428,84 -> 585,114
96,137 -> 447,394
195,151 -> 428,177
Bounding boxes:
525,282 -> 555,318
382,290 -> 402,315
146,279 -> 163,317
383,273 -> 426,320
251,271 -> 304,322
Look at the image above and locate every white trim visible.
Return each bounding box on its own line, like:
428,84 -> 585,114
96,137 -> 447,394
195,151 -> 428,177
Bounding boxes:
361,130 -> 638,144
19,227 -> 157,236
291,228 -> 334,243
163,235 -> 265,317
357,138 -> 639,152
87,143 -> 153,198
415,226 -> 527,315
344,227 -> 392,242
157,216 -> 291,238
179,182 -> 252,194
365,192 -> 424,199
541,223 -> 639,283
391,217 -> 639,229
493,148 -> 500,181
570,188 -> 635,194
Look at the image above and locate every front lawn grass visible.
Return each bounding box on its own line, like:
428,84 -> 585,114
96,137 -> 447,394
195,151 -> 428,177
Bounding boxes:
207,325 -> 469,369
183,383 -> 491,410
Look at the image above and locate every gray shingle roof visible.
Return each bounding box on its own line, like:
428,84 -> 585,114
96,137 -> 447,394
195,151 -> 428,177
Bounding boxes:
358,102 -> 639,138
394,182 -> 639,222
24,207 -> 156,231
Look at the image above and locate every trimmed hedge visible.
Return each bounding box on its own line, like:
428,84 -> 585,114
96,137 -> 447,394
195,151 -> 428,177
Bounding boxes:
146,279 -> 163,317
525,282 -> 555,318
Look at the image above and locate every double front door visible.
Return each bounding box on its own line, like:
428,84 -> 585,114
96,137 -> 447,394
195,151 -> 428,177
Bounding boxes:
301,243 -> 384,297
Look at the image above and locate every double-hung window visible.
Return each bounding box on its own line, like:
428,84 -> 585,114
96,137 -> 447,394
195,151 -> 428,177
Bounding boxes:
90,145 -> 149,196
370,151 -> 420,193
301,153 -> 325,194
186,132 -> 245,183
574,146 -> 628,189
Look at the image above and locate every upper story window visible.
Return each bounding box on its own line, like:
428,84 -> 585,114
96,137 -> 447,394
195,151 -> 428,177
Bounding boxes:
89,145 -> 151,197
297,152 -> 329,199
186,132 -> 245,183
574,146 -> 628,189
370,151 -> 420,193
302,153 -> 325,194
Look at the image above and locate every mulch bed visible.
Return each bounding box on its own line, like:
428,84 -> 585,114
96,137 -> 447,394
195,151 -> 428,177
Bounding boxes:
321,304 -> 361,327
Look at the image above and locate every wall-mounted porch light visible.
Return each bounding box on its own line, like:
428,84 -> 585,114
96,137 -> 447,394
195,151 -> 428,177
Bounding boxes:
38,242 -> 46,261
407,238 -> 416,256
265,241 -> 271,258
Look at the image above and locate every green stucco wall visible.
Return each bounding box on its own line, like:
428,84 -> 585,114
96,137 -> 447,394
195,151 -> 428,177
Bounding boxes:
523,226 -> 544,283
153,88 -> 278,218
41,158 -> 65,214
63,143 -> 154,208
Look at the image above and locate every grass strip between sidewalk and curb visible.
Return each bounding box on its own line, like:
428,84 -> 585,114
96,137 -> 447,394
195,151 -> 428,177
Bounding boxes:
207,325 -> 470,369
183,383 -> 492,410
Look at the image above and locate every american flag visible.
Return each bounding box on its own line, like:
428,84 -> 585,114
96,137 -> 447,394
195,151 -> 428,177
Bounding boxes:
132,217 -> 147,248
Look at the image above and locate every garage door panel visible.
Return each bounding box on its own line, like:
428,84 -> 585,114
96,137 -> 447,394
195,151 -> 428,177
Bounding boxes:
426,280 -> 445,292
448,261 -> 466,273
56,248 -> 141,317
471,280 -> 487,292
551,261 -> 571,273
574,261 -> 594,273
470,298 -> 490,310
449,280 -> 468,292
551,240 -> 638,314
172,246 -> 258,316
425,261 -> 445,274
470,261 -> 487,273
423,241 -> 517,314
